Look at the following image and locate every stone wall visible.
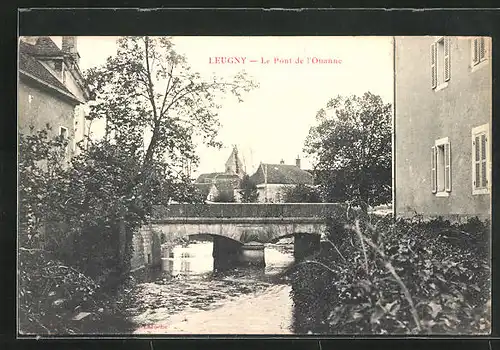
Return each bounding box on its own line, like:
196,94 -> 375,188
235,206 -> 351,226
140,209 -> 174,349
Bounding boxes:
130,224 -> 162,272
152,203 -> 346,219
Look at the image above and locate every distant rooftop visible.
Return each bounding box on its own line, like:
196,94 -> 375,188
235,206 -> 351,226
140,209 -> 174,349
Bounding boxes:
250,163 -> 314,185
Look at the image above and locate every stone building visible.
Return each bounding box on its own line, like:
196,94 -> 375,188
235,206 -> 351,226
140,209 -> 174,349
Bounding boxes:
224,145 -> 245,178
18,36 -> 89,161
194,146 -> 246,202
394,36 -> 491,221
249,157 -> 314,203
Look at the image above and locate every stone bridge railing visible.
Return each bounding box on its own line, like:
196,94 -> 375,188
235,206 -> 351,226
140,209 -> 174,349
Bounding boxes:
151,203 -> 347,219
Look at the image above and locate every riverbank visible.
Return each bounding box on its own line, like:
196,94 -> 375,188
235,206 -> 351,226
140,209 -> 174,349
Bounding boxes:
18,248 -> 135,336
287,216 -> 491,335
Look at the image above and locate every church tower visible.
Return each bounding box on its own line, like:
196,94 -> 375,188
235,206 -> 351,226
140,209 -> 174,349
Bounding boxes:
225,145 -> 245,178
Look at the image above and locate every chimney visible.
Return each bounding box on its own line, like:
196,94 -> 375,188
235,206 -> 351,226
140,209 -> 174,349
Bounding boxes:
62,36 -> 80,65
280,159 -> 285,164
296,156 -> 301,169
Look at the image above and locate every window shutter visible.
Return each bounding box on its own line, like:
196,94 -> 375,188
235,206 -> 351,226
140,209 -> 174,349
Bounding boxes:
473,136 -> 480,189
479,37 -> 486,61
431,43 -> 437,88
472,38 -> 479,65
431,146 -> 437,193
481,134 -> 487,187
445,142 -> 451,192
444,38 -> 451,82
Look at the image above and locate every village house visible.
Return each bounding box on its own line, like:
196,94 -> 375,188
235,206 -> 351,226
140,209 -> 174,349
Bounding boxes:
194,146 -> 245,202
18,36 -> 89,161
394,36 -> 491,222
249,157 -> 314,203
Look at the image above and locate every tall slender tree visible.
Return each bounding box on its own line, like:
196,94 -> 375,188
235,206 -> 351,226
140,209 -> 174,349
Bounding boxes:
239,174 -> 259,203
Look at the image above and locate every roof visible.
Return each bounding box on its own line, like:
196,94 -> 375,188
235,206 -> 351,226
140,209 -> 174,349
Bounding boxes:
195,172 -> 225,183
250,163 -> 314,185
214,174 -> 240,184
31,37 -> 64,56
225,146 -> 245,175
18,39 -> 79,102
195,172 -> 240,184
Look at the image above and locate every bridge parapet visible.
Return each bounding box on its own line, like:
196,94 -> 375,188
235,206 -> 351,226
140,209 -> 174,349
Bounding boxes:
152,203 -> 347,219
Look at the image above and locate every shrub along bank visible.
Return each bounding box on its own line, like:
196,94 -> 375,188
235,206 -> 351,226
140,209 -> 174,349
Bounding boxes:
289,214 -> 490,335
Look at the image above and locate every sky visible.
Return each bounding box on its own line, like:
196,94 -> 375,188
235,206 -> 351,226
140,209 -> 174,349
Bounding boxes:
52,36 -> 394,177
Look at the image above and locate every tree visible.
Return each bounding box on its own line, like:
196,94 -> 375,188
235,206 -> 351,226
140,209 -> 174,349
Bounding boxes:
304,92 -> 392,211
85,36 -> 258,200
80,36 -> 257,271
213,191 -> 236,203
18,125 -> 69,250
238,175 -> 259,203
279,184 -> 322,203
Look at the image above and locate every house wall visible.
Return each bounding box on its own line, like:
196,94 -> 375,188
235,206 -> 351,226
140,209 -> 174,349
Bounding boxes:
395,37 -> 491,220
256,184 -> 290,203
18,79 -> 77,159
207,185 -> 219,202
64,65 -> 87,102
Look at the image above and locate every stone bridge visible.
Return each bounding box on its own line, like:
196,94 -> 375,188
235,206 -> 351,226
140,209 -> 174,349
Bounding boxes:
131,203 -> 346,272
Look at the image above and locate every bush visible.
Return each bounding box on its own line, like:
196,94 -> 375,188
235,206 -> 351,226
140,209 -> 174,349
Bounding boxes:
238,175 -> 259,203
289,214 -> 490,334
279,184 -> 323,203
213,191 -> 236,203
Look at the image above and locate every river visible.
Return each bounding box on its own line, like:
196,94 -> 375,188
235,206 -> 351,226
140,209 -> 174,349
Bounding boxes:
116,239 -> 298,334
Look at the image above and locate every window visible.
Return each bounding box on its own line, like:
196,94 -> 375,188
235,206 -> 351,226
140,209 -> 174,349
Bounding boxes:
431,37 -> 451,90
59,126 -> 68,139
54,60 -> 63,71
472,124 -> 490,195
471,37 -> 488,67
59,126 -> 69,157
431,137 -> 451,196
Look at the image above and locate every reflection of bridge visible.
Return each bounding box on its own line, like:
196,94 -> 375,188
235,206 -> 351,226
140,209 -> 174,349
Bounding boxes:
132,203 -> 345,271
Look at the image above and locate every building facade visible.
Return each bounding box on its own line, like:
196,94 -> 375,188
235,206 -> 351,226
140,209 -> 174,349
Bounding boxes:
394,36 -> 491,221
250,158 -> 314,203
18,36 -> 89,161
224,145 -> 245,178
195,146 -> 245,202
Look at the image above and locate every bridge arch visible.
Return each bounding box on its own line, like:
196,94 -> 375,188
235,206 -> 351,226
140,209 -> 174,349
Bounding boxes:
188,233 -> 243,245
132,203 -> 345,270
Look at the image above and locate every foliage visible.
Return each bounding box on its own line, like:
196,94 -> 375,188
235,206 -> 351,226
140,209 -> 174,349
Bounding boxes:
304,92 -> 392,210
85,36 -> 258,174
279,184 -> 322,203
18,248 -> 133,335
238,174 -> 259,203
18,126 -> 68,249
289,214 -> 491,335
212,190 -> 236,203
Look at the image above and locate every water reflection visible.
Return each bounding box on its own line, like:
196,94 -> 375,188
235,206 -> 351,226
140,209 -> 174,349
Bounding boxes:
125,239 -> 296,334
161,241 -> 214,276
161,240 -> 295,277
